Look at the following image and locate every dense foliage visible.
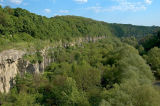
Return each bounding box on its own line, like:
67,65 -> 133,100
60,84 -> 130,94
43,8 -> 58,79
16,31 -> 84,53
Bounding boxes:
0,6 -> 159,51
144,47 -> 160,79
120,31 -> 160,79
139,33 -> 160,51
0,6 -> 111,40
0,6 -> 160,106
109,23 -> 159,38
0,37 -> 160,106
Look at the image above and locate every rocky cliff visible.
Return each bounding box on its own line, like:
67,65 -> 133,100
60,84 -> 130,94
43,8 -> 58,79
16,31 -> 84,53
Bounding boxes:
0,49 -> 55,93
0,36 -> 107,93
0,50 -> 25,93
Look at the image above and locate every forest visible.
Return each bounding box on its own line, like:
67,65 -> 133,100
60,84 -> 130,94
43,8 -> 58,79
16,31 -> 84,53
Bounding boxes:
0,5 -> 159,51
0,6 -> 160,106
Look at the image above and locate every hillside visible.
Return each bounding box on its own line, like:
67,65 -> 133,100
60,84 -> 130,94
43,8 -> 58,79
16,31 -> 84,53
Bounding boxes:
0,6 -> 112,40
109,23 -> 159,38
1,37 -> 160,106
0,6 -> 160,106
0,6 -> 159,46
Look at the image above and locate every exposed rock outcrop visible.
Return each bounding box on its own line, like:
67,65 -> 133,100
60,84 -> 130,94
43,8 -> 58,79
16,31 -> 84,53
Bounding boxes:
0,36 -> 107,93
0,50 -> 25,93
0,49 -> 53,93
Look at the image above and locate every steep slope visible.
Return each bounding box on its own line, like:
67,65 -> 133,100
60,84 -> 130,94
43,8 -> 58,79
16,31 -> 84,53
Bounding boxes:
0,6 -> 112,40
0,6 -> 159,44
1,37 -> 159,106
0,6 -> 159,94
0,36 -> 107,93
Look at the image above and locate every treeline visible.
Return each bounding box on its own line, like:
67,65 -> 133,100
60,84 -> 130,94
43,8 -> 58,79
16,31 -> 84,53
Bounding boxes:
109,23 -> 159,38
139,30 -> 160,51
0,6 -> 112,41
1,37 -> 160,106
0,5 -> 159,52
0,6 -> 113,51
0,6 -> 160,106
0,6 -> 159,43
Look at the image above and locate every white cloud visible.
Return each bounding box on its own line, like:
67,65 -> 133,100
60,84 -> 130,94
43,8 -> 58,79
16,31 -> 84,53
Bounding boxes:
145,0 -> 152,5
44,9 -> 51,13
59,10 -> 69,13
74,0 -> 88,3
9,0 -> 23,4
0,0 -> 3,6
109,0 -> 146,11
85,0 -> 152,13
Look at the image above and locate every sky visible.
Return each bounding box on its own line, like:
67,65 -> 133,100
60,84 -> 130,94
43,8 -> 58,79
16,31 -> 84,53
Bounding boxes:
0,0 -> 160,26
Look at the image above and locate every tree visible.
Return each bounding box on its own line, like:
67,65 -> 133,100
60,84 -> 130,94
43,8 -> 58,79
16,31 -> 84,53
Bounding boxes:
145,47 -> 160,79
38,75 -> 89,106
121,36 -> 138,47
158,30 -> 160,38
104,80 -> 160,106
72,61 -> 101,91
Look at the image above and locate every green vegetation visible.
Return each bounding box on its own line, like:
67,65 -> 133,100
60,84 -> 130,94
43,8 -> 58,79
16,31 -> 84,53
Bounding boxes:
23,52 -> 43,64
1,37 -> 160,106
0,7 -> 111,39
109,23 -> 159,38
121,31 -> 160,80
0,6 -> 159,51
139,33 -> 160,51
0,6 -> 160,106
144,47 -> 160,79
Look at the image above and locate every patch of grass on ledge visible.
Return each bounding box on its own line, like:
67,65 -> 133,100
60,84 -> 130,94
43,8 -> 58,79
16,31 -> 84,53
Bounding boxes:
0,33 -> 52,52
23,52 -> 43,64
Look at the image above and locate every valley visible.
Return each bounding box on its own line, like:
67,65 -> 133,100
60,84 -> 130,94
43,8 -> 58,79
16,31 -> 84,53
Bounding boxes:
0,6 -> 160,106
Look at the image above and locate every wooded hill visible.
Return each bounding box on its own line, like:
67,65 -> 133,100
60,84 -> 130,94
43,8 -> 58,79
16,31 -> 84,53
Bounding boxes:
0,6 -> 160,106
0,6 -> 159,42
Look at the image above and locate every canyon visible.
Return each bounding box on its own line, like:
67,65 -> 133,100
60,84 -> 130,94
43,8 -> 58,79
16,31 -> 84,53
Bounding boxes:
0,36 -> 107,93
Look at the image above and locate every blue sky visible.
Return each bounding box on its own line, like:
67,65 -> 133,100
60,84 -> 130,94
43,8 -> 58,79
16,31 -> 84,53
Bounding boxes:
0,0 -> 159,26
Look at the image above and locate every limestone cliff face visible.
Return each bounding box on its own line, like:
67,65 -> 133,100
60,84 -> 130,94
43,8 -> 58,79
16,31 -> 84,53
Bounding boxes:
0,36 -> 107,93
0,49 -> 53,93
0,50 -> 25,93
